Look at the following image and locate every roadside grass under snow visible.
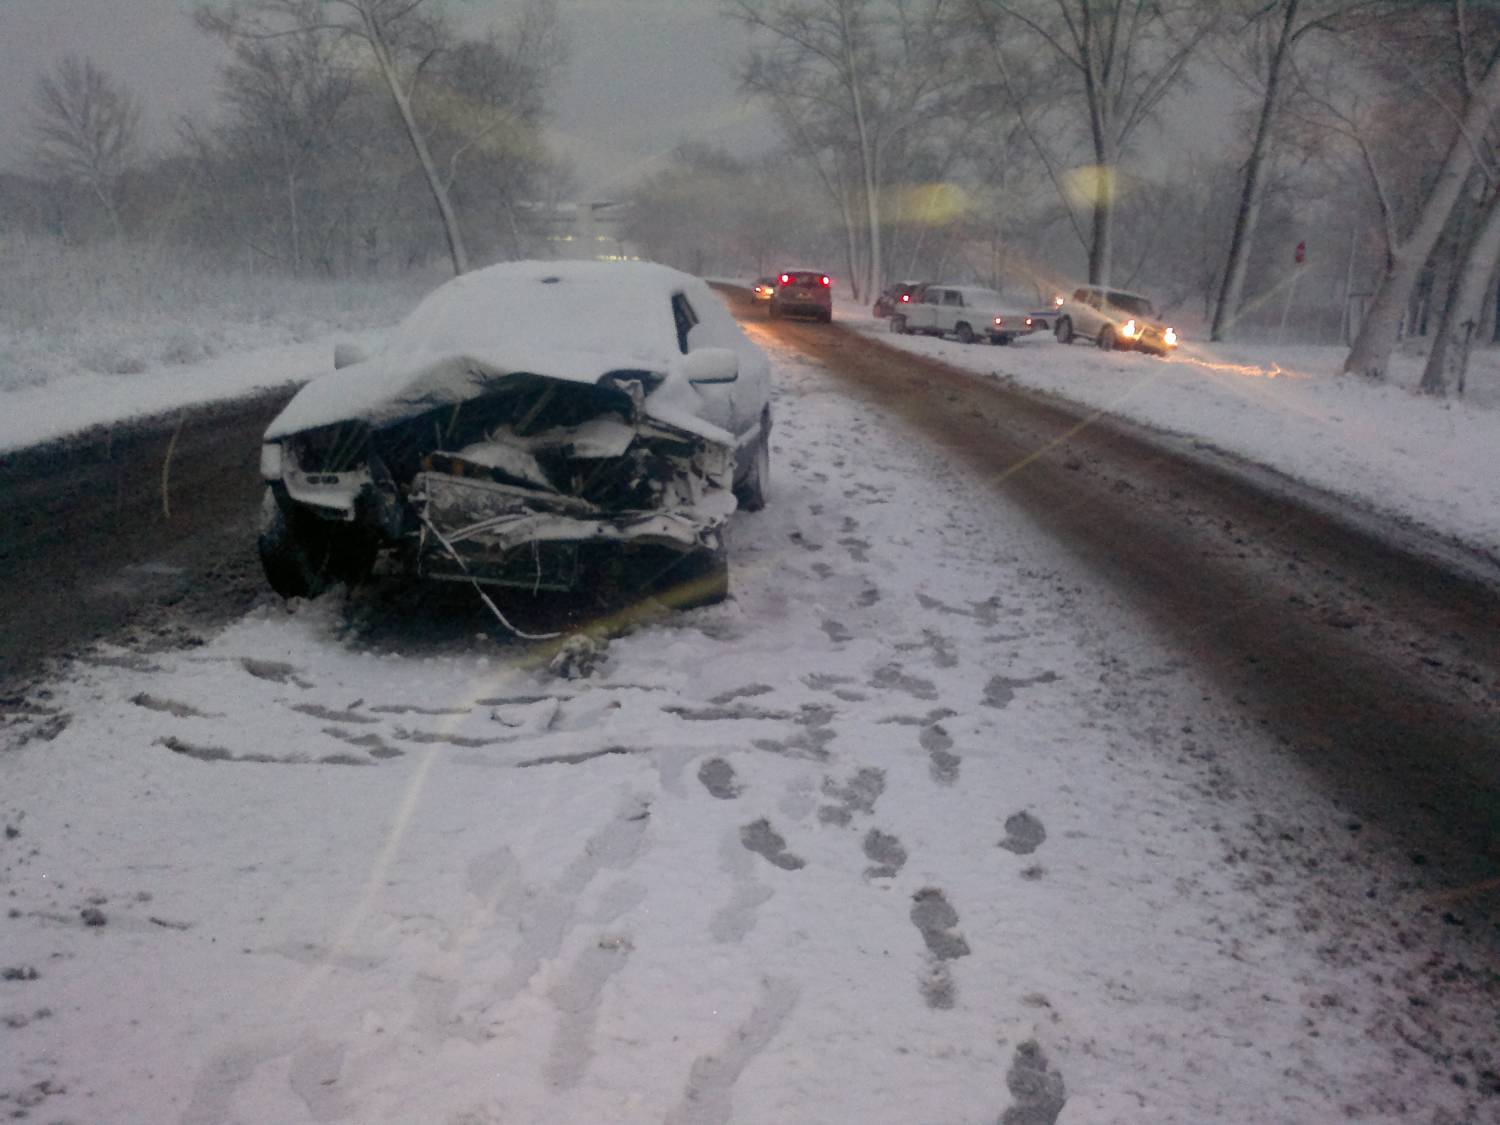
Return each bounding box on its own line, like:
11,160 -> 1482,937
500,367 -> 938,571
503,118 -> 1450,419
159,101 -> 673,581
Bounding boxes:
834,295 -> 1500,560
0,236 -> 436,451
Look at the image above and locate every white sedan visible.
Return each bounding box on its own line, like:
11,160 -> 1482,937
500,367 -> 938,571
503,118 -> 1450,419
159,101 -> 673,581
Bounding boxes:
889,284 -> 1037,345
257,261 -> 772,606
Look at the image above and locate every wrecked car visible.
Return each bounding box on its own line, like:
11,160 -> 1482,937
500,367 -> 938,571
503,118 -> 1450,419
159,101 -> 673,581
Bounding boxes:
256,261 -> 772,607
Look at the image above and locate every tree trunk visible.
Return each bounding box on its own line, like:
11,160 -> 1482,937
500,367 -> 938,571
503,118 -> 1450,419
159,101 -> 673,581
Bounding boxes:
840,4 -> 881,299
1212,0 -> 1298,341
1421,186 -> 1500,395
365,15 -> 469,276
1343,57 -> 1500,379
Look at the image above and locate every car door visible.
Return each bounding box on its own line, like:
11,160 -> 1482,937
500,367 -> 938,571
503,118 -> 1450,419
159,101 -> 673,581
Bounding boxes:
912,286 -> 943,331
679,282 -> 768,440
940,288 -> 965,333
1079,288 -> 1105,336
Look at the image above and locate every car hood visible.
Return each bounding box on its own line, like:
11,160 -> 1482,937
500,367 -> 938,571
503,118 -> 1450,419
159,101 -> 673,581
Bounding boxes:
264,344 -> 732,447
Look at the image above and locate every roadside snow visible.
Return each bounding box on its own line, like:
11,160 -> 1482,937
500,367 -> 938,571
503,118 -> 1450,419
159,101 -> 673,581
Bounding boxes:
2,334 -> 1492,1123
841,300 -> 1500,558
0,239 -> 428,453
0,339 -> 334,453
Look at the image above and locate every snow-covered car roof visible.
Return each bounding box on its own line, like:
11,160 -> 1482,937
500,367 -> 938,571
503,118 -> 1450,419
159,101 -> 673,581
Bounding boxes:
265,260 -> 710,440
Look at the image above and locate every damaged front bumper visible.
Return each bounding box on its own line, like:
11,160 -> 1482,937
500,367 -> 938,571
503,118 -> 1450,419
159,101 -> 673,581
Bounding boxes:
411,443 -> 735,590
263,372 -> 736,592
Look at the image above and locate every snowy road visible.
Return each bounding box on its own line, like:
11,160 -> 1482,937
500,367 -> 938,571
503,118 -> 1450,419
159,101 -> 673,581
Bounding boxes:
3,327 -> 1498,1122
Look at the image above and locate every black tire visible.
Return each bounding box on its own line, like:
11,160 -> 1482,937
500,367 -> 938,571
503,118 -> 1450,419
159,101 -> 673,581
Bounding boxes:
955,321 -> 975,345
258,488 -> 375,599
735,418 -> 770,512
890,314 -> 908,334
991,334 -> 1012,346
822,309 -> 833,323
768,300 -> 779,319
1097,326 -> 1116,351
1054,316 -> 1073,345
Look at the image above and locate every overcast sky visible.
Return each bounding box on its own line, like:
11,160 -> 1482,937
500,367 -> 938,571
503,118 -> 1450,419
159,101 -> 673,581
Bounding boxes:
0,0 -> 778,197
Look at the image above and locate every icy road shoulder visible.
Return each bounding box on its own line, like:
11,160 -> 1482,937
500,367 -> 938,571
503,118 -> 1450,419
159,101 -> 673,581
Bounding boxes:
1,336 -> 1495,1123
840,302 -> 1500,560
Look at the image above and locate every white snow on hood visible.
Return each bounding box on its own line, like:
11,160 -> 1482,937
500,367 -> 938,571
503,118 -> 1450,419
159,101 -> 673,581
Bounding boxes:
264,261 -> 708,441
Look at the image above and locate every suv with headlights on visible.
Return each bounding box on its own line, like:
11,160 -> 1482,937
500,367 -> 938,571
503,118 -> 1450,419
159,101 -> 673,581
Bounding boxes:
769,270 -> 833,322
1053,285 -> 1179,356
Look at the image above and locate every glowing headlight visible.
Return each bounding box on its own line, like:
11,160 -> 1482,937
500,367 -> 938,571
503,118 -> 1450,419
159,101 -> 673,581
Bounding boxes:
1054,295 -> 1064,306
993,316 -> 1004,326
1164,327 -> 1178,346
1122,319 -> 1140,338
1025,317 -> 1034,327
260,442 -> 283,480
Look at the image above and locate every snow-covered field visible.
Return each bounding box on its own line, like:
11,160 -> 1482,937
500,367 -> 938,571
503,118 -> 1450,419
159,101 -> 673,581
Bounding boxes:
839,299 -> 1500,560
3,335 -> 1493,1123
0,239 -> 430,453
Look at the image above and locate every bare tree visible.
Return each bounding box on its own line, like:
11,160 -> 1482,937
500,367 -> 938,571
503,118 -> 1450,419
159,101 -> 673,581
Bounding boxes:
218,32 -> 356,272
733,0 -> 967,300
1209,0 -> 1388,340
1335,2 -> 1500,378
200,0 -> 475,275
969,0 -> 1224,286
1420,180 -> 1500,394
25,56 -> 142,237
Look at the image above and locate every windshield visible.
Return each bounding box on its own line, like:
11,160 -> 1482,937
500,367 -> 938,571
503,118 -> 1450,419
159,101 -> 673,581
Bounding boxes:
1106,291 -> 1155,317
3,4 -> 1496,1124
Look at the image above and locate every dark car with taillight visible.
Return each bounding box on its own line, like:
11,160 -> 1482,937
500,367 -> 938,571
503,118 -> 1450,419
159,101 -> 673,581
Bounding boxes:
873,280 -> 926,318
769,270 -> 833,322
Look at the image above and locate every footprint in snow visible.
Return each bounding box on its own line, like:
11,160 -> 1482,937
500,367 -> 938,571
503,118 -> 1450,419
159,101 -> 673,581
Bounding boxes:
920,724 -> 961,785
817,768 -> 885,825
698,758 -> 742,800
821,619 -> 853,643
983,672 -> 1059,708
740,819 -> 805,871
1000,1040 -> 1068,1125
998,811 -> 1047,855
910,887 -> 970,1010
863,829 -> 906,879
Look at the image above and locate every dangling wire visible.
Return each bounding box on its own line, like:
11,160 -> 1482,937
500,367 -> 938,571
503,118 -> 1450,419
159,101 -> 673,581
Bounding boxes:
418,513 -> 562,641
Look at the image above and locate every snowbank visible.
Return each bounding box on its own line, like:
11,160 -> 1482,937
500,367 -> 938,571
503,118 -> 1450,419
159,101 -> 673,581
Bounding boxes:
840,298 -> 1500,558
0,237 -> 434,452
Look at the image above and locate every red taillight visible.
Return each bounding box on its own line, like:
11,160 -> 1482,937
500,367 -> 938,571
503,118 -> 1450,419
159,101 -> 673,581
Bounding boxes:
820,275 -> 831,287
779,273 -> 792,285
900,293 -> 910,302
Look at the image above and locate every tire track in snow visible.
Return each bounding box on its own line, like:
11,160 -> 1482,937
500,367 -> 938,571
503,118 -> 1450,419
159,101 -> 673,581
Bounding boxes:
663,977 -> 799,1125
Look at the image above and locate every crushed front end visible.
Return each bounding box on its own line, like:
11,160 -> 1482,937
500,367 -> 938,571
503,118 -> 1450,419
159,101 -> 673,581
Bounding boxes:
262,370 -> 735,593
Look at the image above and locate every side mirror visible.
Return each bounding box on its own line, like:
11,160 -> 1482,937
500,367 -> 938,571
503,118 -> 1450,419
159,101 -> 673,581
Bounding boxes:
333,341 -> 369,369
678,347 -> 739,385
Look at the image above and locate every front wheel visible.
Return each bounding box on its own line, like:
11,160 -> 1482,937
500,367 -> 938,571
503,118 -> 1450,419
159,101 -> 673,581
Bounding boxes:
955,322 -> 975,345
890,314 -> 907,334
735,420 -> 770,512
1097,326 -> 1116,351
258,488 -> 375,599
1054,317 -> 1073,345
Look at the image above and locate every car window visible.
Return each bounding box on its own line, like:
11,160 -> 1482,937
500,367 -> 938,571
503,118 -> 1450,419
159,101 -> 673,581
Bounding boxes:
1107,292 -> 1154,317
942,290 -> 963,307
670,292 -> 699,354
1073,289 -> 1089,303
924,289 -> 943,305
